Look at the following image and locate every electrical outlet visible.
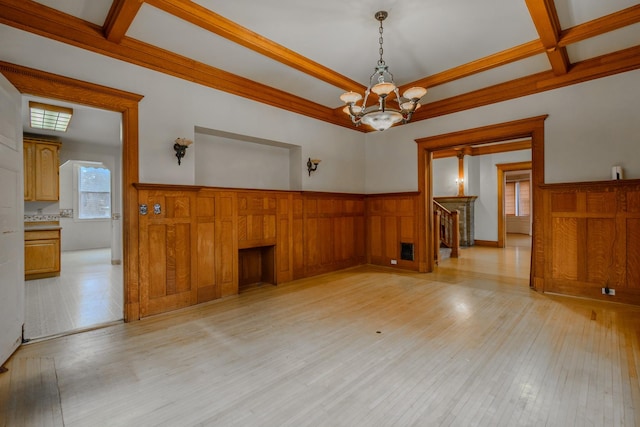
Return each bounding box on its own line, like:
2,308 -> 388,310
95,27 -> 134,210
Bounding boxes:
602,287 -> 616,296
390,259 -> 397,265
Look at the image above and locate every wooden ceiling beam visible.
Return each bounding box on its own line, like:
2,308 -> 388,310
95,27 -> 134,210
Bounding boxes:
145,0 -> 366,94
411,44 -> 640,122
525,0 -> 570,75
559,5 -> 640,47
103,0 -> 144,43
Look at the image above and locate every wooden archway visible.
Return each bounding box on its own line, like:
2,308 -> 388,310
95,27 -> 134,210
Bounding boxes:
0,61 -> 143,320
415,115 -> 547,289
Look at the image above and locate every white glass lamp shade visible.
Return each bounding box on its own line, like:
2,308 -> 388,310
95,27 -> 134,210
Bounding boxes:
371,81 -> 396,96
400,101 -> 421,112
175,137 -> 193,146
361,110 -> 403,131
343,105 -> 363,115
340,91 -> 363,104
403,86 -> 427,100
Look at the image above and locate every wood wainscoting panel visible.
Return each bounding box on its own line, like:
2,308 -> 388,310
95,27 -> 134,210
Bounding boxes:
216,192 -> 237,297
237,192 -> 277,249
134,186 -> 469,319
551,191 -> 577,212
291,195 -> 305,280
542,179 -> 640,305
627,218 -> 640,289
586,218 -> 616,284
196,192 -> 217,303
551,218 -> 579,281
276,195 -> 292,283
302,193 -> 365,277
138,189 -> 198,317
367,193 -> 420,271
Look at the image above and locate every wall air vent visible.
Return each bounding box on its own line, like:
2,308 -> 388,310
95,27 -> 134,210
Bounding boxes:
400,242 -> 414,261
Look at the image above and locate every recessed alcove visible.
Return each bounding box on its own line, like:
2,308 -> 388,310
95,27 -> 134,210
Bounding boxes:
194,127 -> 302,191
238,245 -> 275,292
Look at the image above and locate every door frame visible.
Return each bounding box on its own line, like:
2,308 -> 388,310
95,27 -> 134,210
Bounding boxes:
415,115 -> 547,289
497,161 -> 532,248
0,61 -> 143,321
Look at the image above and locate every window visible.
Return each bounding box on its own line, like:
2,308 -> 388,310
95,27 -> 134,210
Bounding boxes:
78,165 -> 111,219
505,180 -> 530,217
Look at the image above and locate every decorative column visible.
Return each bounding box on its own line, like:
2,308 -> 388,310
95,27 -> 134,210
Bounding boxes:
457,150 -> 465,196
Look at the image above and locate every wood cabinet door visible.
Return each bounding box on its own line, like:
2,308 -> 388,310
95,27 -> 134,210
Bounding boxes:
34,143 -> 59,201
138,190 -> 197,317
25,238 -> 60,276
23,141 -> 34,201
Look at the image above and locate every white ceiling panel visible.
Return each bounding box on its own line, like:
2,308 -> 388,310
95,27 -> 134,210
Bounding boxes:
32,0 -> 113,26
127,4 -> 346,108
425,54 -> 551,103
555,0 -> 639,28
192,0 -> 540,84
566,23 -> 640,63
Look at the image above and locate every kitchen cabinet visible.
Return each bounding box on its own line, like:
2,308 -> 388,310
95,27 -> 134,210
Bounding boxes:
25,228 -> 61,280
24,137 -> 61,201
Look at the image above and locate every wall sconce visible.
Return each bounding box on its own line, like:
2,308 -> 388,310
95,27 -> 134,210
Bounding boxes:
174,137 -> 192,165
307,158 -> 321,176
456,177 -> 465,196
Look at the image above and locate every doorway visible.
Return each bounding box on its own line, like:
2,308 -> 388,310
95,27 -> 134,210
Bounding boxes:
0,61 -> 142,331
22,95 -> 124,340
415,115 -> 546,289
497,161 -> 532,248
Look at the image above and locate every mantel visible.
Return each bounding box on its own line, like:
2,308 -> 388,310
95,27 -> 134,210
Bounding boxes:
433,196 -> 478,203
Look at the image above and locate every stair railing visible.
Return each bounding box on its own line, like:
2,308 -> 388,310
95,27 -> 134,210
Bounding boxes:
433,200 -> 460,261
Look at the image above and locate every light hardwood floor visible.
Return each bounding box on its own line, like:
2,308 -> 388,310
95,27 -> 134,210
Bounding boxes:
2,237 -> 640,426
24,249 -> 123,340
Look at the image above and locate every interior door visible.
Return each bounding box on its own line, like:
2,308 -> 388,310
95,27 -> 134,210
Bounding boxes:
138,189 -> 197,317
0,73 -> 24,365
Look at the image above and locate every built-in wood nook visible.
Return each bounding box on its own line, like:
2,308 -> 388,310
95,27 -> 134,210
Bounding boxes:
238,245 -> 275,291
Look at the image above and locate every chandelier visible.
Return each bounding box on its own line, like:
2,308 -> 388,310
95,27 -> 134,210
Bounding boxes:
340,11 -> 427,131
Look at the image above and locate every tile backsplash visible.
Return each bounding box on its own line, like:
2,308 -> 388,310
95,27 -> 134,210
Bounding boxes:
24,209 -> 73,222
24,214 -> 60,222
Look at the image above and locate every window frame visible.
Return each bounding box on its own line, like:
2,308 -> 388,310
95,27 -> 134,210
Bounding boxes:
73,161 -> 112,222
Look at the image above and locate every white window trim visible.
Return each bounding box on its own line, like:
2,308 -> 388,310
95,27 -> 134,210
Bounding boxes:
72,161 -> 112,222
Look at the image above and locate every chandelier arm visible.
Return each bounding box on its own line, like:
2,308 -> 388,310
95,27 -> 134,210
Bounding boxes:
393,87 -> 402,107
361,88 -> 372,114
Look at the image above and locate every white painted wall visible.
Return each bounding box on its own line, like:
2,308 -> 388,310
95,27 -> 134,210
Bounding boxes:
365,69 -> 640,193
432,157 -> 458,196
471,151 -> 532,241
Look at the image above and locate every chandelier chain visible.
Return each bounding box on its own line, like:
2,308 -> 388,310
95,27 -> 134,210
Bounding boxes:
378,19 -> 385,65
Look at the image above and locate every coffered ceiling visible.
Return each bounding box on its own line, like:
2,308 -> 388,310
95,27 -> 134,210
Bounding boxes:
1,0 -> 639,131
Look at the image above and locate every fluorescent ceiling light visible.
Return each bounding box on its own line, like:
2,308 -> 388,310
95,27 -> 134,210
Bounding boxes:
29,101 -> 73,132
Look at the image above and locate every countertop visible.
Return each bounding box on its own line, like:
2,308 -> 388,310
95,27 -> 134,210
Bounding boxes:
24,224 -> 62,231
